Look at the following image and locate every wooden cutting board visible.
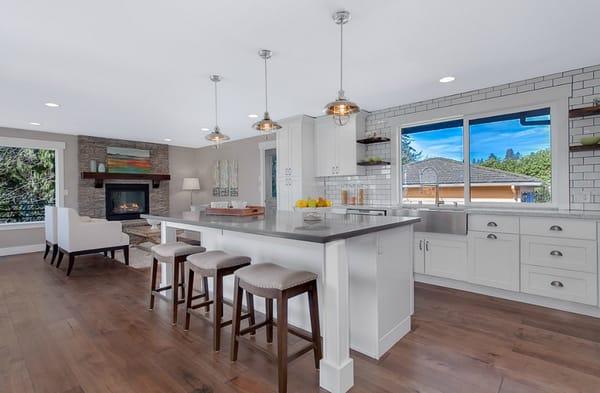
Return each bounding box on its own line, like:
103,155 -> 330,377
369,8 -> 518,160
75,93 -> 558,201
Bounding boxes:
205,206 -> 265,216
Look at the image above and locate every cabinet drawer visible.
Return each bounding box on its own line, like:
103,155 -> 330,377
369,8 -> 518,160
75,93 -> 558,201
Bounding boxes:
468,215 -> 519,234
520,217 -> 596,240
521,265 -> 598,306
521,236 -> 597,273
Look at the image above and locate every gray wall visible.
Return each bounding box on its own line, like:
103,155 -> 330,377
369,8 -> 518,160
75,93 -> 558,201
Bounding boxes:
169,145 -> 201,214
195,135 -> 266,205
0,127 -> 79,249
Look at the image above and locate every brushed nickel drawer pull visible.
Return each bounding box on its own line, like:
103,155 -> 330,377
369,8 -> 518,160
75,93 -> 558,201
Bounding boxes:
550,280 -> 564,288
549,225 -> 563,232
487,233 -> 497,240
550,250 -> 563,257
487,221 -> 498,227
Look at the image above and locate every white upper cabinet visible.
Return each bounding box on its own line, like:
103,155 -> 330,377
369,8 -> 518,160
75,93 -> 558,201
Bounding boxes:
276,115 -> 321,210
314,112 -> 366,177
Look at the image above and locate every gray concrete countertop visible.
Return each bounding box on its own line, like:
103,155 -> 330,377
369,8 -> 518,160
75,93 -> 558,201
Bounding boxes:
465,208 -> 600,220
142,211 -> 420,244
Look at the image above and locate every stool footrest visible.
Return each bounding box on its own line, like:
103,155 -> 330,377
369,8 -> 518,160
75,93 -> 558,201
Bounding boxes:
237,335 -> 276,361
152,291 -> 186,304
239,320 -> 269,336
154,283 -> 184,293
287,343 -> 315,363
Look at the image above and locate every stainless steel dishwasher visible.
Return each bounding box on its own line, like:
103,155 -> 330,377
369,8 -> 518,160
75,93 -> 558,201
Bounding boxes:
346,208 -> 387,216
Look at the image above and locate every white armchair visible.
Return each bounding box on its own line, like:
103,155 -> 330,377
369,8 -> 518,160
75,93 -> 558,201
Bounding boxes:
44,206 -> 59,264
56,207 -> 130,276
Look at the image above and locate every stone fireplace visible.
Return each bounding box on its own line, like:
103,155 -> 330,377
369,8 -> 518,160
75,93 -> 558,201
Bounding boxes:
78,135 -> 169,219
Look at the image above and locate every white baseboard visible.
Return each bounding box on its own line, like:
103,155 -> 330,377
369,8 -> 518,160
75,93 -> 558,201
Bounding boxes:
378,315 -> 411,358
415,273 -> 600,318
0,243 -> 45,257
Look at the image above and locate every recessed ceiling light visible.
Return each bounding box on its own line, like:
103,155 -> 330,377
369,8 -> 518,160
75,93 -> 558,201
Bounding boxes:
29,122 -> 41,126
439,76 -> 455,83
201,127 -> 210,131
163,138 -> 172,142
44,102 -> 60,107
248,114 -> 259,118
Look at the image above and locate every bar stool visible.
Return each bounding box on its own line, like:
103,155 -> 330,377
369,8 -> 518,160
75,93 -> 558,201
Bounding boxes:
149,242 -> 206,324
184,251 -> 254,351
230,263 -> 322,393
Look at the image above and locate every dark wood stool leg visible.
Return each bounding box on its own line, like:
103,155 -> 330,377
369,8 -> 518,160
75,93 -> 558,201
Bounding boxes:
56,250 -> 64,268
246,292 -> 256,335
51,244 -> 58,265
44,243 -> 50,259
308,281 -> 322,369
149,258 -> 158,310
202,276 -> 210,313
230,277 -> 243,361
110,250 -> 115,259
277,292 -> 289,393
66,254 -> 75,276
213,273 -> 223,351
123,246 -> 130,265
266,298 -> 274,343
180,262 -> 186,299
172,261 -> 180,325
184,269 -> 195,330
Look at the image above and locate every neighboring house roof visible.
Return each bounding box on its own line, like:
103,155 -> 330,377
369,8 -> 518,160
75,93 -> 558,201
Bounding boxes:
403,157 -> 543,186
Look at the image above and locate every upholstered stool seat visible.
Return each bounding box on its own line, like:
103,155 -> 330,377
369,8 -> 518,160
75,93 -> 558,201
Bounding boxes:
231,263 -> 321,393
184,250 -> 254,351
235,263 -> 317,291
149,242 -> 206,324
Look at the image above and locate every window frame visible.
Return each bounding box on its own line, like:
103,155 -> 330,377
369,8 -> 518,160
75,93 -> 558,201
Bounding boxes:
0,136 -> 65,228
389,85 -> 570,210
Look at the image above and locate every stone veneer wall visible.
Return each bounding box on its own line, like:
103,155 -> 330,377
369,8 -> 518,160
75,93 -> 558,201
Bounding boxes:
78,135 -> 169,218
324,64 -> 600,210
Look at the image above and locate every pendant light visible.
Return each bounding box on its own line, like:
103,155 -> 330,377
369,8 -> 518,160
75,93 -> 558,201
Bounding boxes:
324,10 -> 359,126
253,49 -> 281,133
205,74 -> 230,147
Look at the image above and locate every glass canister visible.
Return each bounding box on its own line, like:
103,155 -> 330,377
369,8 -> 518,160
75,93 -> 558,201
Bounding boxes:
341,185 -> 349,205
357,186 -> 366,205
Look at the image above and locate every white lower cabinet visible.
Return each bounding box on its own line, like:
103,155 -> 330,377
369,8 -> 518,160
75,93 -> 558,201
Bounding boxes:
521,264 -> 598,306
467,231 -> 520,291
414,233 -> 467,281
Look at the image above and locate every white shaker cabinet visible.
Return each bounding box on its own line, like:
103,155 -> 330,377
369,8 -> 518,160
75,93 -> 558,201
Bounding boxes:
414,233 -> 467,281
314,112 -> 366,177
467,231 -> 520,291
276,115 -> 321,211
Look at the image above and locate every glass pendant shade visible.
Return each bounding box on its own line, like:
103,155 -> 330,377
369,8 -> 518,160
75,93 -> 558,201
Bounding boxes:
324,10 -> 359,126
254,49 -> 281,133
205,75 -> 229,146
205,126 -> 230,144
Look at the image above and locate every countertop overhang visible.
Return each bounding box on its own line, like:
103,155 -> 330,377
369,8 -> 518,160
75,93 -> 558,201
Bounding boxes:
142,211 -> 420,243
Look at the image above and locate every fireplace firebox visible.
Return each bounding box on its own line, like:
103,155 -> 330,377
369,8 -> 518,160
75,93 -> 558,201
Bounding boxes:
105,183 -> 149,220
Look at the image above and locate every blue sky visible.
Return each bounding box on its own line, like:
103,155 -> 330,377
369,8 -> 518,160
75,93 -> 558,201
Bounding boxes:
407,118 -> 550,162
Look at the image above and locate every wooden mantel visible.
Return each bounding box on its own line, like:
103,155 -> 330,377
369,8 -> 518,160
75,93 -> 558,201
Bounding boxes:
81,172 -> 171,188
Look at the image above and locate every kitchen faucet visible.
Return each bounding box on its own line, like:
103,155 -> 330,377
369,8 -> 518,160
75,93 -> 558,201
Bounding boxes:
419,166 -> 442,206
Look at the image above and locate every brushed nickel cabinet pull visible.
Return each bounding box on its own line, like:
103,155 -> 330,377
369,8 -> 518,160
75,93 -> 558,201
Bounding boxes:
487,222 -> 498,227
419,240 -> 423,251
425,241 -> 429,251
487,233 -> 497,240
549,225 -> 563,232
550,250 -> 563,257
550,280 -> 564,288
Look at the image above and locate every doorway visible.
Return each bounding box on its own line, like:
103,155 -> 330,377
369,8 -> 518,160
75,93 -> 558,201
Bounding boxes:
264,148 -> 277,209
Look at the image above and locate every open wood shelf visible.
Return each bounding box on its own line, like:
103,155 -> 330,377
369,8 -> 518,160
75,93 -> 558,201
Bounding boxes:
569,105 -> 600,118
81,172 -> 170,188
356,136 -> 391,144
569,145 -> 600,152
357,161 -> 391,166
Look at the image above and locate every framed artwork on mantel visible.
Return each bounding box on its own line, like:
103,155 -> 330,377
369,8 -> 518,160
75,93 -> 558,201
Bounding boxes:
212,159 -> 238,197
106,147 -> 151,174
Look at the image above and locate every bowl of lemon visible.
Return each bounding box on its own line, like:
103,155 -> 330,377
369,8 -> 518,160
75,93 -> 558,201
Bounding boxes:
294,197 -> 333,221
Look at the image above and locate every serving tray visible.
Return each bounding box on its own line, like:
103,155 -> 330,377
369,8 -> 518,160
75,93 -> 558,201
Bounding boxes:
205,206 -> 265,217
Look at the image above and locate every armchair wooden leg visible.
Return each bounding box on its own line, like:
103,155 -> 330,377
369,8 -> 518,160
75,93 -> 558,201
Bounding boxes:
50,245 -> 58,265
66,254 -> 75,276
43,243 -> 50,259
123,246 -> 129,265
149,258 -> 158,310
103,251 -> 108,257
56,250 -> 65,268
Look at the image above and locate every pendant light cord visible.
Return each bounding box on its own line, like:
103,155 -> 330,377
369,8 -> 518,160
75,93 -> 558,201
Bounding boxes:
339,20 -> 344,94
213,79 -> 218,129
264,56 -> 268,113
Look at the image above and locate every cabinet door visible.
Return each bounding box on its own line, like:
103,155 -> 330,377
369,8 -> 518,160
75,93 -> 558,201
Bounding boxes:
335,122 -> 357,176
314,117 -> 336,176
425,236 -> 467,281
468,231 -> 519,291
276,177 -> 291,211
276,127 -> 290,177
414,234 -> 426,274
287,120 -> 302,178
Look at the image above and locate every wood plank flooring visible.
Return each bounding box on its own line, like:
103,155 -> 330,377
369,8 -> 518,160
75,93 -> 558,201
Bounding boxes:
1,252 -> 600,392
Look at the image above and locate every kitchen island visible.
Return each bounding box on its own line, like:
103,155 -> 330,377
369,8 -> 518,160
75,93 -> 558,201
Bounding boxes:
142,210 -> 419,393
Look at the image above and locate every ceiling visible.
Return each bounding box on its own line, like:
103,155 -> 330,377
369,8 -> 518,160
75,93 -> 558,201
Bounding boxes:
1,1 -> 600,148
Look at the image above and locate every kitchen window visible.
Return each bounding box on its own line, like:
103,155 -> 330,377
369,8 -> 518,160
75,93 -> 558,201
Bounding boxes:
469,108 -> 551,204
401,119 -> 464,205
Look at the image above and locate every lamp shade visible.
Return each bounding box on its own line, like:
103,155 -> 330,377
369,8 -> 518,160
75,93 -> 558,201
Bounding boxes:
182,178 -> 201,191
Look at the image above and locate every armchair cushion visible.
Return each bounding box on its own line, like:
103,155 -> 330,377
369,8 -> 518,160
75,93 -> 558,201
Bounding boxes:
57,208 -> 130,253
44,206 -> 58,244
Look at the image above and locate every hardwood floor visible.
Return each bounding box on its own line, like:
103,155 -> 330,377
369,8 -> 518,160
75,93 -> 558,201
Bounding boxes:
1,252 -> 600,393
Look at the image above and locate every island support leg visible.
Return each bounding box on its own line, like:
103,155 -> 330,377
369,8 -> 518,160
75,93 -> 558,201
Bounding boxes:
319,239 -> 353,393
160,222 -> 177,295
